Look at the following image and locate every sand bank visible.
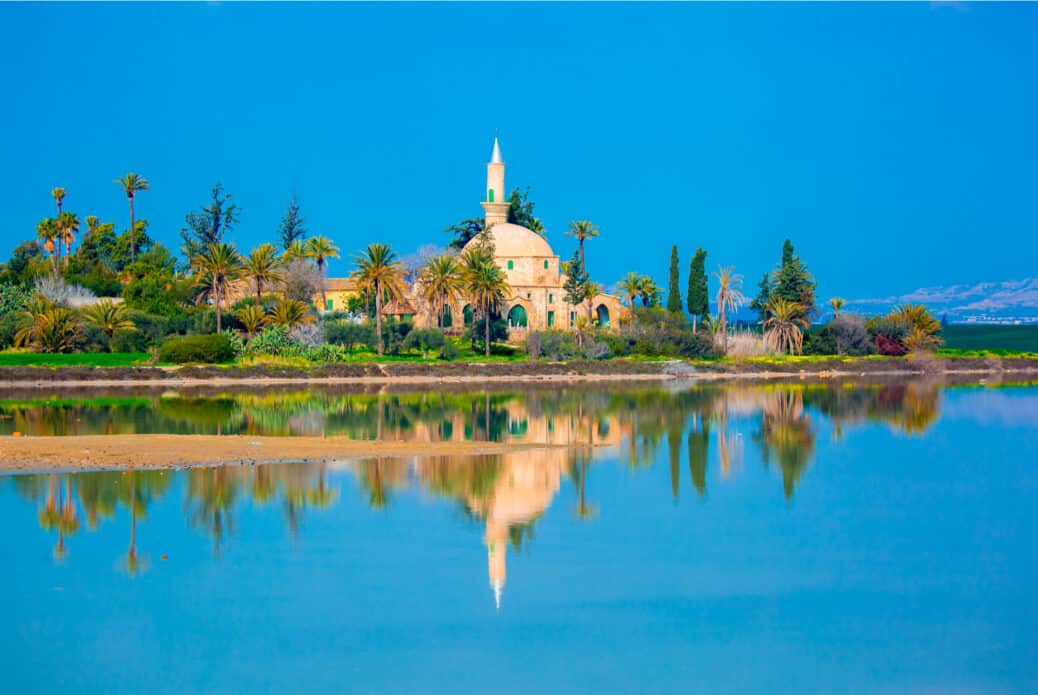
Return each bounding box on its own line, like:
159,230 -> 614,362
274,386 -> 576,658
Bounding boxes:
0,435 -> 575,473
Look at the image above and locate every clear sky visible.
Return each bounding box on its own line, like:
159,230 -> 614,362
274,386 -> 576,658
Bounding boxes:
1,2 -> 1036,301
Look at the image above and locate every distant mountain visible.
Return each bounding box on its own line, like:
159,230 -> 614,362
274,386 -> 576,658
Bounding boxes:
846,277 -> 1038,324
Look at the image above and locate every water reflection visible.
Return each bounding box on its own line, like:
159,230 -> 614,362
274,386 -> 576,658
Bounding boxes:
4,381 -> 971,594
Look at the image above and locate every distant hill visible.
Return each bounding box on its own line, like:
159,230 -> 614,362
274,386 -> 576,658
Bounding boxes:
846,278 -> 1038,324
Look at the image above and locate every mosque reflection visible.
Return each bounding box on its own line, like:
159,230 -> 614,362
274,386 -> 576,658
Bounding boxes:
9,381 -> 949,602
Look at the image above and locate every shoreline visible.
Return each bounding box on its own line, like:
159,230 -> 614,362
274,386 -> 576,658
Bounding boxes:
0,355 -> 1036,388
0,435 -> 579,473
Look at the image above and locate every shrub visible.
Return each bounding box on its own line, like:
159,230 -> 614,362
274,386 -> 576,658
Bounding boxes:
867,315 -> 911,356
440,340 -> 459,360
158,333 -> 235,364
244,325 -> 295,357
290,323 -> 322,347
807,315 -> 873,356
0,312 -> 19,349
34,276 -> 96,308
122,274 -> 191,316
381,318 -> 414,356
403,328 -> 446,358
324,320 -> 377,355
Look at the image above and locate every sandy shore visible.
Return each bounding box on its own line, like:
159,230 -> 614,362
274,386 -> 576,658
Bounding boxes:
0,435 -> 574,473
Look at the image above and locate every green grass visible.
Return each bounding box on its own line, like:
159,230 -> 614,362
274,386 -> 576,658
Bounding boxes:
941,325 -> 1038,352
0,352 -> 151,367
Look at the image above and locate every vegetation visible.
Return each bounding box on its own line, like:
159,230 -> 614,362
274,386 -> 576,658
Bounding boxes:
666,245 -> 682,313
686,247 -> 709,332
158,334 -> 236,364
0,177 -> 1019,369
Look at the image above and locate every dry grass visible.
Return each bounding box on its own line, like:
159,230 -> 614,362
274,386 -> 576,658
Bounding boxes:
723,331 -> 771,358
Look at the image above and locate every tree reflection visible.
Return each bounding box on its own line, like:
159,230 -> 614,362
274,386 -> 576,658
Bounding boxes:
10,379 -> 959,576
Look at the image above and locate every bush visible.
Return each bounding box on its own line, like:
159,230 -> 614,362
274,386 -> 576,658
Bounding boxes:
867,315 -> 911,356
807,315 -> 873,356
244,325 -> 296,357
403,328 -> 446,358
381,318 -> 414,356
158,333 -> 236,364
440,340 -> 459,360
0,312 -> 19,349
630,328 -> 717,359
324,320 -> 377,355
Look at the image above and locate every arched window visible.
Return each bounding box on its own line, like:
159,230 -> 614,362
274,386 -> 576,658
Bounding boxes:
488,189 -> 495,203
596,304 -> 611,328
463,305 -> 474,327
507,304 -> 528,329
442,305 -> 453,328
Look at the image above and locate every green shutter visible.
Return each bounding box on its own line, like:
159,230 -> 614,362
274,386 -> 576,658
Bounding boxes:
507,260 -> 514,270
547,311 -> 555,327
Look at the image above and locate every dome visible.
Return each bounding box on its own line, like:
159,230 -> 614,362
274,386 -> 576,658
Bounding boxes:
462,223 -> 554,258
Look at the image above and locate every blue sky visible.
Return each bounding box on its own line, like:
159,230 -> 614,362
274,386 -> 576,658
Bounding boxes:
1,2 -> 1036,301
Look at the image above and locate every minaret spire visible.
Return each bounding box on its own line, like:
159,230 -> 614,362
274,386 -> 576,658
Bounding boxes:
481,136 -> 509,227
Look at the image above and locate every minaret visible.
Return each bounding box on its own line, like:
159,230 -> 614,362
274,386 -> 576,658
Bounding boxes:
486,522 -> 507,611
481,137 -> 510,228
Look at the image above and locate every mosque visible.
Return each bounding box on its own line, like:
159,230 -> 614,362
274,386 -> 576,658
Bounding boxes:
321,139 -> 627,334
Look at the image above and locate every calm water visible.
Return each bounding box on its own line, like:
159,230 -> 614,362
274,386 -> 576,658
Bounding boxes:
3,382 -> 1038,693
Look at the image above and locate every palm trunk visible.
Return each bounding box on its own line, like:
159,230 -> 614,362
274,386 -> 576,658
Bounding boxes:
129,196 -> 136,263
375,285 -> 384,356
484,305 -> 491,357
579,239 -> 586,278
719,305 -> 727,354
692,315 -> 698,333
319,262 -> 327,312
256,279 -> 263,305
215,284 -> 223,333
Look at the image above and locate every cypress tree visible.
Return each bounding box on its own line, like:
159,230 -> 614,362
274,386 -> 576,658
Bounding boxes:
687,247 -> 709,332
749,272 -> 772,324
666,245 -> 683,313
563,249 -> 589,308
773,238 -> 816,320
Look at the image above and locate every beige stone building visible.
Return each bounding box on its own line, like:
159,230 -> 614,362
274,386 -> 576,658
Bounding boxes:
323,138 -> 626,334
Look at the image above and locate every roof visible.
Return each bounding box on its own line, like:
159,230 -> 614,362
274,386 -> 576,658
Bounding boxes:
324,277 -> 358,291
382,297 -> 417,315
463,223 -> 554,258
490,137 -> 503,164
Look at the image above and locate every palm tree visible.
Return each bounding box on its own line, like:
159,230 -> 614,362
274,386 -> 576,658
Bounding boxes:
565,220 -> 599,277
265,297 -> 315,329
114,173 -> 149,263
713,265 -> 745,355
306,235 -> 340,311
282,239 -> 308,263
244,243 -> 285,303
192,242 -> 244,333
618,272 -> 642,310
418,253 -> 464,328
763,298 -> 809,355
236,304 -> 265,339
352,243 -> 406,355
58,211 -> 79,266
36,218 -> 60,275
15,298 -> 81,353
893,303 -> 943,352
463,250 -> 510,357
637,275 -> 661,307
829,297 -> 846,320
584,280 -> 602,322
80,299 -> 136,349
51,187 -> 66,265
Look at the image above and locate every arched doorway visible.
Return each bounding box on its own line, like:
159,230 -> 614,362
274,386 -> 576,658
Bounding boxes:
463,305 -> 474,327
507,304 -> 528,329
596,304 -> 611,327
442,305 -> 453,328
